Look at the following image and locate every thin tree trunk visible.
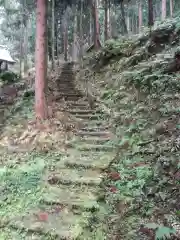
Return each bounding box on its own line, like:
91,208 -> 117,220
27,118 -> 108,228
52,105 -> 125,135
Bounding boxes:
19,22 -> 24,77
138,0 -> 142,32
120,0 -> 128,34
64,22 -> 68,61
51,0 -> 55,70
104,0 -> 108,41
72,11 -> 78,62
161,0 -> 166,20
170,0 -> 173,17
107,0 -> 111,38
92,0 -> 101,49
23,16 -> 29,74
35,0 -> 48,120
148,0 -> 154,29
89,8 -> 92,45
79,0 -> 83,59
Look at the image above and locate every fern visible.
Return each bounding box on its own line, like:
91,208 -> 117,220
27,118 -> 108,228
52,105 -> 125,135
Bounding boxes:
144,223 -> 176,240
155,226 -> 176,240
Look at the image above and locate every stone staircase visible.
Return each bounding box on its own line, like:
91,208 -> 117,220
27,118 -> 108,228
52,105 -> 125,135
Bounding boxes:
9,63 -> 115,239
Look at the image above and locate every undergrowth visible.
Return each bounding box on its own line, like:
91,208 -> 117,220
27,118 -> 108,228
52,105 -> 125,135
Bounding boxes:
77,16 -> 180,240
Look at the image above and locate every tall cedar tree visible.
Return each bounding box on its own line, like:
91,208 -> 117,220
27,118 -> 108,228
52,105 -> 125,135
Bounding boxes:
35,0 -> 48,120
148,0 -> 154,29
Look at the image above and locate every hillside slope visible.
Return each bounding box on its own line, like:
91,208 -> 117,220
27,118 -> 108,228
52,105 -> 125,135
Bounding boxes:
76,16 -> 180,239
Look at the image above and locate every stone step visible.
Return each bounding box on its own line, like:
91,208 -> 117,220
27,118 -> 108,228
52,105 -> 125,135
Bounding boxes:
60,72 -> 73,74
64,152 -> 114,170
67,101 -> 89,106
77,136 -> 111,144
59,91 -> 82,95
79,126 -> 109,132
58,88 -> 76,91
68,104 -> 93,109
74,114 -> 102,120
58,87 -> 77,91
67,136 -> 111,146
77,130 -> 111,137
59,80 -> 76,83
46,168 -> 102,186
74,143 -> 115,152
60,96 -> 82,101
42,184 -> 100,210
81,120 -> 108,127
68,105 -> 91,110
67,109 -> 94,115
59,93 -> 82,96
10,206 -> 86,239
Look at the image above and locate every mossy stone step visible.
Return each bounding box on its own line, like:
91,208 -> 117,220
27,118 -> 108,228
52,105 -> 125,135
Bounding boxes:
74,114 -> 102,120
45,168 -> 102,185
59,90 -> 81,93
81,120 -> 107,126
74,143 -> 115,152
9,207 -> 86,239
79,126 -> 109,132
63,152 -> 114,170
67,109 -> 94,114
75,136 -> 111,144
77,130 -> 111,137
66,100 -> 89,105
60,93 -> 83,97
42,184 -> 100,210
61,96 -> 82,101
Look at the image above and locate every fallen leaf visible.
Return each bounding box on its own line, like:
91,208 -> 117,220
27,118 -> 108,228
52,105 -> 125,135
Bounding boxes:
109,172 -> 121,180
109,186 -> 117,193
37,212 -> 48,222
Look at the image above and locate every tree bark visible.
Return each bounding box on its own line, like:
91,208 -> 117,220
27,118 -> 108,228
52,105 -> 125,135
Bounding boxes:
170,0 -> 173,17
64,21 -> 68,61
104,0 -> 108,41
92,0 -> 101,49
138,0 -> 142,32
79,0 -> 83,59
161,0 -> 166,20
72,9 -> 78,62
89,8 -> 92,45
120,0 -> 128,34
35,0 -> 48,120
19,21 -> 24,77
148,0 -> 154,28
51,0 -> 55,70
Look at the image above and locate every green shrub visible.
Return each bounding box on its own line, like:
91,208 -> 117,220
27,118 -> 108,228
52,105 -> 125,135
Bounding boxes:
0,71 -> 20,83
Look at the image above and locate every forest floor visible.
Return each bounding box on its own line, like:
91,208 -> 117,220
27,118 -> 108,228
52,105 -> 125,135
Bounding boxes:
1,17 -> 180,240
0,63 -> 115,239
76,17 -> 180,239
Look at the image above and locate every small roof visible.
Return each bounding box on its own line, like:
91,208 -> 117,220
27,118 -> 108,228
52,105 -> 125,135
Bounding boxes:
0,46 -> 15,63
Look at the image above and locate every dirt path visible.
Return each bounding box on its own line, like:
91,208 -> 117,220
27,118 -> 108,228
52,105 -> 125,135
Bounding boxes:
2,63 -> 115,239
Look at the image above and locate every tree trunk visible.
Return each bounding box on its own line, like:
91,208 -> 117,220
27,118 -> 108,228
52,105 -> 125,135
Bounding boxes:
51,0 -> 55,70
89,8 -> 92,45
148,0 -> 154,29
170,0 -> 173,17
92,0 -> 101,49
72,11 -> 78,62
138,0 -> 142,32
35,0 -> 48,120
107,0 -> 111,38
79,0 -> 83,59
161,0 -> 166,20
23,16 -> 29,74
64,22 -> 68,61
104,0 -> 108,41
120,0 -> 128,34
126,14 -> 130,33
19,21 -> 24,77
